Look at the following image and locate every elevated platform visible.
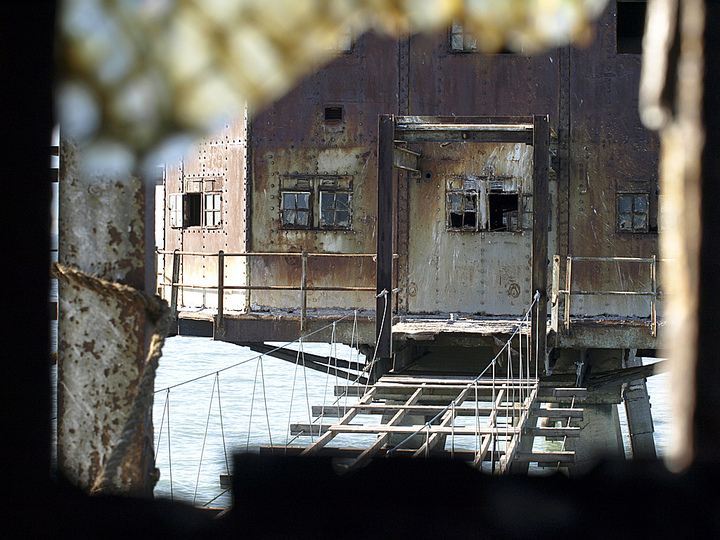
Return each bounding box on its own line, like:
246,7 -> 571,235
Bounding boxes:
173,309 -> 660,353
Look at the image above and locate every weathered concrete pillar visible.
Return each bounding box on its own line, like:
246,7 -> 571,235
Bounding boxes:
564,403 -> 625,475
57,141 -> 166,496
622,349 -> 656,459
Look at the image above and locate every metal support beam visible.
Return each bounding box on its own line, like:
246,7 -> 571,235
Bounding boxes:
622,349 -> 656,459
376,114 -> 395,376
532,115 -> 550,375
215,250 -> 224,338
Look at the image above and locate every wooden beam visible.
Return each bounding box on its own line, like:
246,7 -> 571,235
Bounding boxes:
346,387 -> 424,471
300,387 -> 377,456
498,387 -> 539,474
413,384 -> 474,457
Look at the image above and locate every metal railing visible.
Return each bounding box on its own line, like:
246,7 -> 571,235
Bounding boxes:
156,249 -> 395,332
550,254 -> 659,337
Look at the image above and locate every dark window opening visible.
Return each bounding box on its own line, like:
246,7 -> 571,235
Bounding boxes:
183,192 -> 202,227
447,191 -> 478,231
617,1 -> 646,54
324,106 -> 343,124
281,191 -> 311,228
320,191 -> 352,229
617,193 -> 649,232
488,193 -> 519,231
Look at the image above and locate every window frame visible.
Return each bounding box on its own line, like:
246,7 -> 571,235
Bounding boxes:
168,179 -> 223,230
319,189 -> 353,230
445,176 -> 528,233
280,189 -> 313,230
446,189 -> 480,232
449,20 -> 478,53
279,174 -> 354,231
617,192 -> 650,233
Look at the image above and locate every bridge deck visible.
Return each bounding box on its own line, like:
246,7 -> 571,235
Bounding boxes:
288,374 -> 579,474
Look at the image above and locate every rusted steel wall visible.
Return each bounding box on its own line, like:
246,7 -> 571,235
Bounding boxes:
161,114 -> 249,311
164,2 -> 661,326
566,3 -> 661,318
248,32 -> 397,311
406,142 -> 534,315
401,32 -> 560,316
400,5 -> 660,320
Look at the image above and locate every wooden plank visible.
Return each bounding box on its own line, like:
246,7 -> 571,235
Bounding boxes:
498,386 -> 539,473
308,424 -> 521,436
300,387 -> 377,456
413,384 -> 474,457
526,426 -> 580,437
346,387 -> 424,471
472,389 -> 507,468
312,404 -> 526,417
515,451 -> 574,463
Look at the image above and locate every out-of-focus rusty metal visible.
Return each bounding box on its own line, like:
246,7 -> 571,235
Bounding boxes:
57,140 -> 157,496
638,0 -> 704,471
58,0 -> 608,163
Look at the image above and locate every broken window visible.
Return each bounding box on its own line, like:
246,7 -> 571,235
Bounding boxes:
617,1 -> 646,54
447,190 -> 478,230
446,175 -> 527,233
320,190 -> 352,229
449,21 -> 478,52
281,191 -> 312,228
617,193 -> 649,232
168,192 -> 201,228
169,181 -> 222,229
488,193 -> 519,231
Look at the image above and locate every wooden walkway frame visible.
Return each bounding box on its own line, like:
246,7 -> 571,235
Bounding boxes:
294,375 -> 580,473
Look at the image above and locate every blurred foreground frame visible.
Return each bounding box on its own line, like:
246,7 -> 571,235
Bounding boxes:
7,0 -> 720,536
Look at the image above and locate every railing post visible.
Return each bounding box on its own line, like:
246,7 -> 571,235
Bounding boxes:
170,248 -> 180,318
551,255 -> 561,332
301,250 -> 307,333
216,250 -> 224,339
564,255 -> 572,336
651,254 -> 657,337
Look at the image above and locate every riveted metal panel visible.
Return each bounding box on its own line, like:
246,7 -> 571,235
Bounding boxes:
407,32 -> 559,120
248,32 -> 398,311
406,142 -> 534,315
566,3 -> 661,318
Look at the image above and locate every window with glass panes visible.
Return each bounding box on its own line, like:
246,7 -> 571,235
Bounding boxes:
320,190 -> 351,229
204,192 -> 221,227
447,190 -> 478,231
450,20 -> 478,52
281,191 -> 311,228
617,193 -> 649,232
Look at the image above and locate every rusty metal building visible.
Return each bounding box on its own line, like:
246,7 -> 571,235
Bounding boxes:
158,2 -> 660,466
